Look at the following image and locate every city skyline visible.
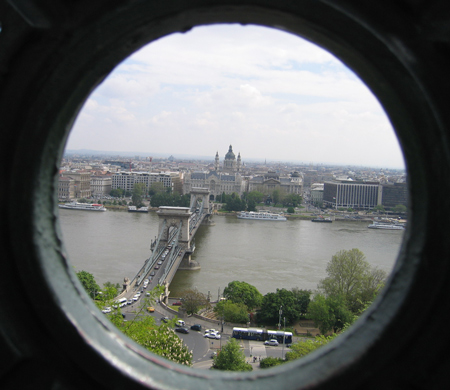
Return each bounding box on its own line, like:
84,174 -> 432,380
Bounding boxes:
67,24 -> 405,169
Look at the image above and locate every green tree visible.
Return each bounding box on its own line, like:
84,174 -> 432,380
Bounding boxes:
259,357 -> 285,368
247,190 -> 264,204
149,182 -> 164,196
76,270 -> 100,299
257,288 -> 307,326
318,249 -> 387,313
247,199 -> 257,212
393,204 -> 407,213
282,194 -> 302,207
214,300 -> 249,323
211,338 -> 252,371
179,288 -> 210,315
110,188 -> 123,197
285,335 -> 337,361
132,183 -> 146,207
287,207 -> 295,214
223,281 -> 263,310
307,294 -> 353,334
101,281 -> 121,301
224,193 -> 245,211
272,189 -> 281,205
291,288 -> 311,316
373,204 -> 385,213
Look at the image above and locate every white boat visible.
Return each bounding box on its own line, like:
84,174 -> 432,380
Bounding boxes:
58,201 -> 107,211
128,206 -> 149,213
368,221 -> 404,230
237,211 -> 287,221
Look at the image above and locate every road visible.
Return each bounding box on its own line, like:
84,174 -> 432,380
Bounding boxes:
117,289 -> 292,370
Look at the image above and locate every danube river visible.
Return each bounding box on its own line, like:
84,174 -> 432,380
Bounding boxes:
58,209 -> 404,297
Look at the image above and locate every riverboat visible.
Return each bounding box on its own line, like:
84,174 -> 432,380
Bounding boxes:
368,221 -> 405,230
311,216 -> 333,223
237,211 -> 287,221
58,202 -> 107,211
128,206 -> 149,213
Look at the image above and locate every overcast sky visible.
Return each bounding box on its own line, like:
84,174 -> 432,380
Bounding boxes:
67,24 -> 405,169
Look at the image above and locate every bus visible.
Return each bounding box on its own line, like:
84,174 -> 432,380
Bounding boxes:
231,327 -> 293,344
267,330 -> 293,344
231,327 -> 264,341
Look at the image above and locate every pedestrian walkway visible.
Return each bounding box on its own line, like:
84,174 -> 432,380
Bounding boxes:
248,340 -> 266,364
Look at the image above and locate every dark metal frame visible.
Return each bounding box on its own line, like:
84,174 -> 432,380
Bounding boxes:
1,0 -> 449,389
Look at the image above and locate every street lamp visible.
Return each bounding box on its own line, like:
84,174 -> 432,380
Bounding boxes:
282,317 -> 286,359
278,305 -> 282,330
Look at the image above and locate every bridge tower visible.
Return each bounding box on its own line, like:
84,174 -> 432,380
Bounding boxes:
189,187 -> 211,212
156,207 -> 192,248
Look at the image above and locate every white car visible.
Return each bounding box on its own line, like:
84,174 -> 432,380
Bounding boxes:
204,332 -> 221,339
102,307 -> 111,314
264,339 -> 279,346
204,329 -> 217,334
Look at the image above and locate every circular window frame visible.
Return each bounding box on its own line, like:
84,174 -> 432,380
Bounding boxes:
3,1 -> 449,389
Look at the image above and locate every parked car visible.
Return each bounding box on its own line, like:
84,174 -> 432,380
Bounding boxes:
175,327 -> 189,334
264,339 -> 279,346
190,324 -> 202,331
175,320 -> 185,327
161,317 -> 169,323
154,265 -> 160,270
150,271 -> 155,276
172,301 -> 182,306
101,307 -> 111,314
157,261 -> 162,265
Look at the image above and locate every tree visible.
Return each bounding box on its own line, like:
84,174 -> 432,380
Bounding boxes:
223,281 -> 263,310
308,294 -> 353,334
179,288 -> 210,315
224,193 -> 245,211
259,357 -> 285,368
101,281 -> 121,301
272,189 -> 281,205
393,204 -> 407,213
247,190 -> 264,204
110,188 -> 123,198
131,183 -> 146,206
285,335 -> 337,361
373,204 -> 385,213
76,270 -> 100,299
214,300 -> 249,323
287,207 -> 295,214
211,338 -> 252,371
257,288 -> 309,325
247,199 -> 257,212
282,194 -> 302,207
318,249 -> 387,313
291,288 -> 311,316
149,182 -> 164,196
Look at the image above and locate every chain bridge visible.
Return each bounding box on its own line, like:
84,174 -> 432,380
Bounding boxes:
126,188 -> 213,303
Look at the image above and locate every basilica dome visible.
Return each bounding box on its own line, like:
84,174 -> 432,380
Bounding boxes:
225,145 -> 236,160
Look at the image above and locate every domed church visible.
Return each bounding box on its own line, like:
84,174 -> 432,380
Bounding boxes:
184,145 -> 244,200
215,145 -> 241,173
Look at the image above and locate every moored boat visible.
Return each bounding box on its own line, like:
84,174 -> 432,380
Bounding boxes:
311,215 -> 333,223
237,211 -> 287,221
128,206 -> 149,213
368,221 -> 405,230
58,201 -> 107,211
